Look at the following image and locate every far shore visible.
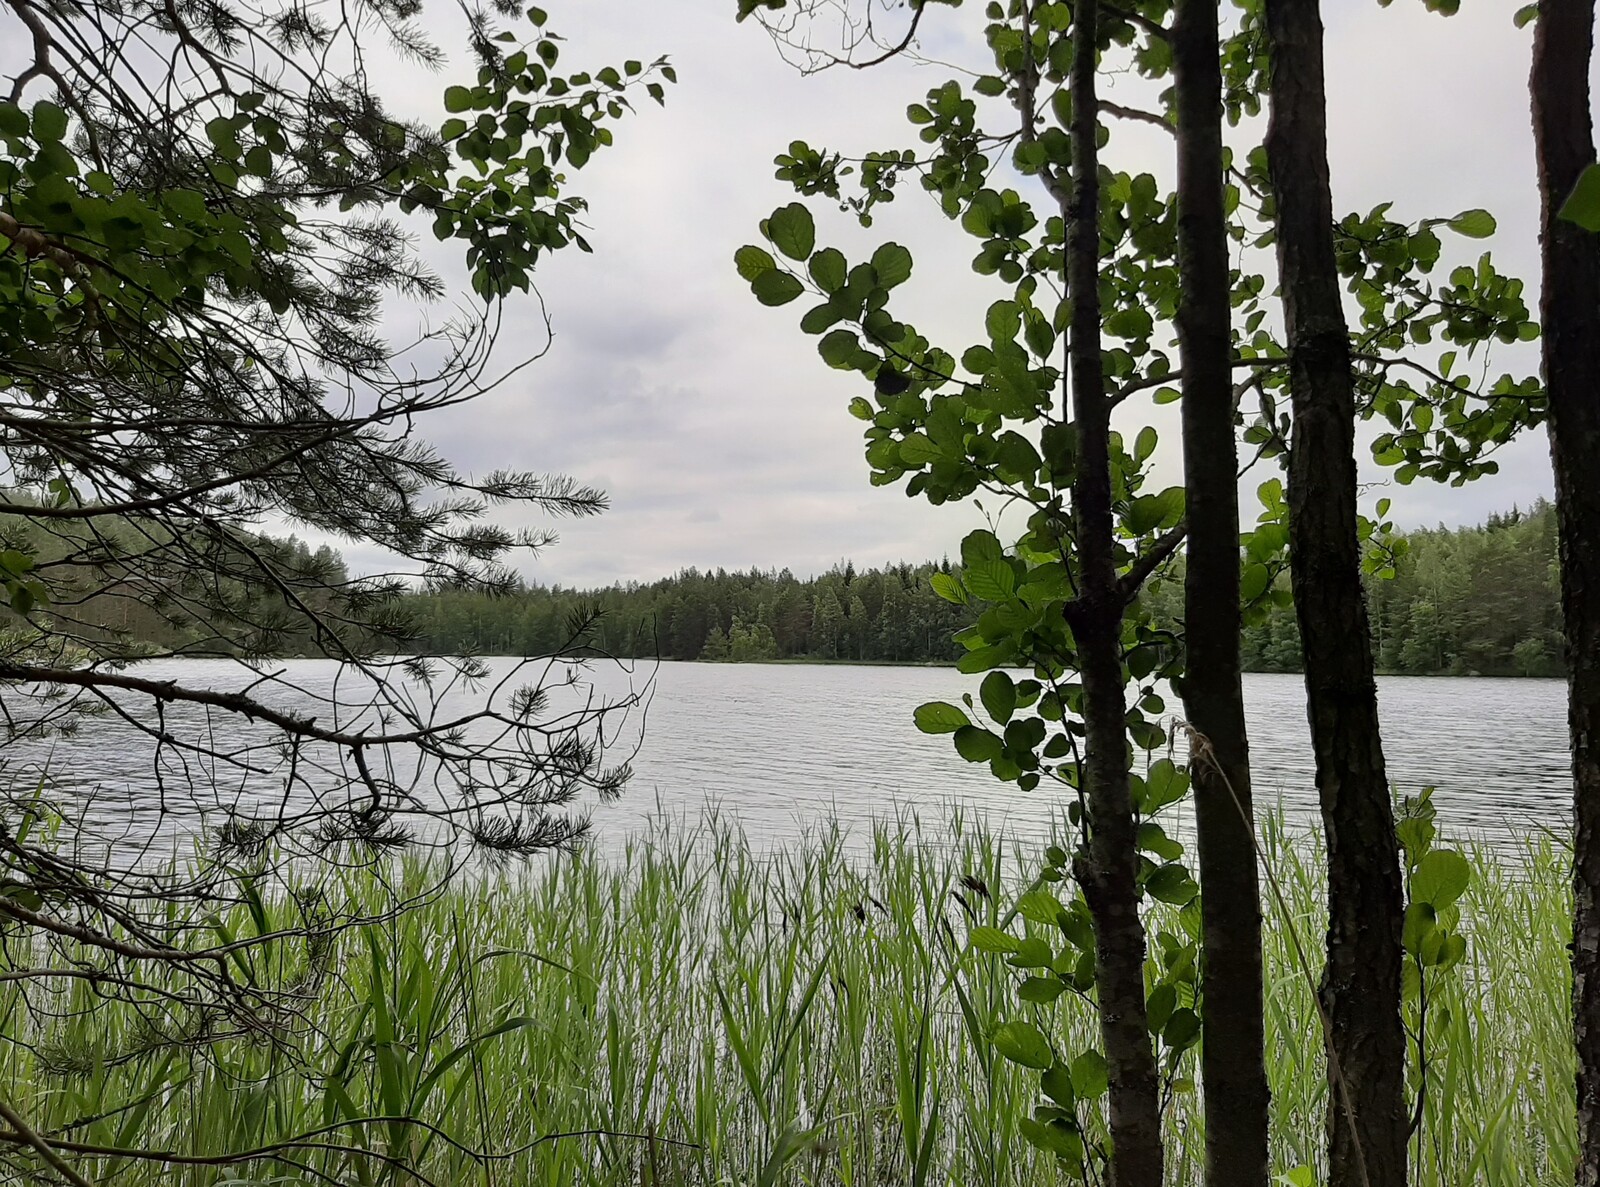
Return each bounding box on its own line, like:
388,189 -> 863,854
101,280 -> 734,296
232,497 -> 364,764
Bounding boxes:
477,653 -> 1564,679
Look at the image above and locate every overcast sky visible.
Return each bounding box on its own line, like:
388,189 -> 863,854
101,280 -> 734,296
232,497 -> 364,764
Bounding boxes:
365,1 -> 1557,588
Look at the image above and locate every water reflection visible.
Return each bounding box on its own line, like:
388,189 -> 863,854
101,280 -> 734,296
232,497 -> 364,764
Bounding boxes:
1,659 -> 1571,861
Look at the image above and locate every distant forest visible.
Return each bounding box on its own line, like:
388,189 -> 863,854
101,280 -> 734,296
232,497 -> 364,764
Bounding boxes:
406,500 -> 1566,677
0,500 -> 358,662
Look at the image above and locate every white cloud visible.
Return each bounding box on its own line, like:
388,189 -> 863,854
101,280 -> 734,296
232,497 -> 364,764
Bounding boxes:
416,0 -> 1560,589
19,0 -> 1554,586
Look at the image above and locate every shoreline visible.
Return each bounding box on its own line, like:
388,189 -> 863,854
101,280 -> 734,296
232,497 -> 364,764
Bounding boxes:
494,652 -> 1563,679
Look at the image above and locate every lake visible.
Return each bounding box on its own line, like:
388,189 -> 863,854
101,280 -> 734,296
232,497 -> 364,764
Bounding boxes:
1,658 -> 1571,858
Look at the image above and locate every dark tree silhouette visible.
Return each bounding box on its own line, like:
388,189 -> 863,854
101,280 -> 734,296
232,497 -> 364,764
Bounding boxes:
1265,0 -> 1406,1182
1530,2 -> 1600,1182
1173,0 -> 1268,1180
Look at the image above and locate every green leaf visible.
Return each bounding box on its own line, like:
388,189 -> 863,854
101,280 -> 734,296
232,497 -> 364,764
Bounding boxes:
1447,209 -> 1496,239
980,671 -> 1017,724
1240,561 -> 1271,604
1105,306 -> 1153,340
986,300 -> 1021,343
914,701 -> 970,734
871,242 -> 913,287
1041,1062 -> 1076,1108
1015,889 -> 1063,924
1008,935 -> 1053,968
1024,314 -> 1055,358
735,244 -> 778,282
1397,821 -> 1435,876
1145,983 -> 1176,1033
444,86 -> 473,113
767,202 -> 816,261
809,247 -> 847,292
847,396 -> 874,421
1070,1049 -> 1109,1099
163,189 -> 208,221
954,725 -> 1004,763
819,329 -> 858,368
931,572 -> 968,604
1020,1116 -> 1083,1162
965,559 -> 1016,602
957,638 -> 1015,673
800,302 -> 843,334
0,883 -> 43,913
963,344 -> 995,375
1403,900 -> 1437,955
1136,822 -> 1183,861
30,101 -> 67,145
899,433 -> 942,466
1124,494 -> 1167,537
205,116 -> 241,159
992,1021 -> 1054,1069
961,530 -> 1004,567
1145,864 -> 1199,905
1560,165 -> 1600,233
1163,1007 -> 1201,1052
875,367 -> 911,396
0,551 -> 33,580
0,103 -> 27,138
969,925 -> 1019,953
1018,976 -> 1067,1004
1433,932 -> 1467,970
752,270 -> 805,306
996,432 -> 1042,481
1411,848 -> 1471,909
1419,925 -> 1449,967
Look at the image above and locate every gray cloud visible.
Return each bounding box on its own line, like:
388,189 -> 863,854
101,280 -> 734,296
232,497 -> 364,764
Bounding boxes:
55,0 -> 1559,589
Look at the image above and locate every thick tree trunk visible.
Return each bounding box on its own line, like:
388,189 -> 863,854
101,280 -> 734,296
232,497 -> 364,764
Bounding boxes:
1263,2 -> 1407,1185
1064,2 -> 1163,1184
1530,6 -> 1600,1184
1172,1 -> 1270,1183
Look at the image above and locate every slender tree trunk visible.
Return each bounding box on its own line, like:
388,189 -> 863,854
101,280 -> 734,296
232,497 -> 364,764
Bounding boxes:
1530,6 -> 1600,1184
1172,1 -> 1270,1183
1263,2 -> 1406,1185
1064,2 -> 1162,1183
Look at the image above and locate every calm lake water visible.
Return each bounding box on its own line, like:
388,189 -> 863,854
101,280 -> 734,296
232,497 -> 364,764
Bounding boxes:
2,658 -> 1571,858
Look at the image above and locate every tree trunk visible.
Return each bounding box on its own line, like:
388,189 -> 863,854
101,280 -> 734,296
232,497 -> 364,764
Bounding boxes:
1530,5 -> 1600,1184
1064,2 -> 1163,1183
1263,2 -> 1407,1185
1172,1 -> 1270,1183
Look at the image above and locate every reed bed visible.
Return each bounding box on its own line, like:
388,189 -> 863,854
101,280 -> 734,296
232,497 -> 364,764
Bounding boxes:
0,806 -> 1573,1186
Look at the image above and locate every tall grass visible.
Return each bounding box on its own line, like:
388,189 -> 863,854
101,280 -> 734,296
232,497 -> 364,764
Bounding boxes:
0,807 -> 1573,1185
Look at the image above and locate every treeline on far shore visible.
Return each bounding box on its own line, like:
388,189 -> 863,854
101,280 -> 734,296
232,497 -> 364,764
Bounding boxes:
406,499 -> 1565,677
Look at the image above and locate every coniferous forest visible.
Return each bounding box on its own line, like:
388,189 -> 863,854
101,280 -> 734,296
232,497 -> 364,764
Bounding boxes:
405,499 -> 1565,676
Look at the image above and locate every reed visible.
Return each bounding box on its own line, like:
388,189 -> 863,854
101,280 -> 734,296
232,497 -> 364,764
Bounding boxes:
0,806 -> 1573,1186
